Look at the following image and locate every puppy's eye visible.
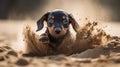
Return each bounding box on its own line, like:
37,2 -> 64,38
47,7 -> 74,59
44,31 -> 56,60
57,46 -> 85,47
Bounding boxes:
62,16 -> 68,24
51,16 -> 54,19
62,16 -> 66,20
63,19 -> 69,28
48,19 -> 54,27
48,16 -> 54,23
49,19 -> 54,23
63,19 -> 68,24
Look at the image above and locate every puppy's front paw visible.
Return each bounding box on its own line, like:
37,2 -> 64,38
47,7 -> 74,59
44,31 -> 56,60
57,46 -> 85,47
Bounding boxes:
39,33 -> 49,44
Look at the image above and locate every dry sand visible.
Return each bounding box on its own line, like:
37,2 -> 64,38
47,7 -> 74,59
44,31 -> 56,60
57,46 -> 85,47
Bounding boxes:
0,20 -> 120,67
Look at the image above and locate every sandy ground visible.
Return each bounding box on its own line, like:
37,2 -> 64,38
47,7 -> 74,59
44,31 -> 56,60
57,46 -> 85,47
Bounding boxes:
0,20 -> 120,67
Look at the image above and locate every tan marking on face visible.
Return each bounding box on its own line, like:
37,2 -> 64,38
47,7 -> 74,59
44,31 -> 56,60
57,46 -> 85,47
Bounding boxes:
62,15 -> 66,19
48,26 -> 68,38
51,16 -> 54,19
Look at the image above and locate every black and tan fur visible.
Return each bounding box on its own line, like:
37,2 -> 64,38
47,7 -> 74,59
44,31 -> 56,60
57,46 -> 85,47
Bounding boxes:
23,10 -> 99,56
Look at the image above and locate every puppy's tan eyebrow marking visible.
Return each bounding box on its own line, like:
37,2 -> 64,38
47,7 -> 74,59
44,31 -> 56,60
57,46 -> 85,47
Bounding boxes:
51,16 -> 54,19
62,16 -> 66,19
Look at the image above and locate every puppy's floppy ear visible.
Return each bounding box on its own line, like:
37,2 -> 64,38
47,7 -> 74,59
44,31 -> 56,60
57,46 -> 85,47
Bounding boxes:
36,12 -> 50,32
68,14 -> 79,32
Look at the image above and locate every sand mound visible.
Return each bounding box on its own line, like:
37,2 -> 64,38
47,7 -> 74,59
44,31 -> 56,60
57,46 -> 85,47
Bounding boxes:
23,18 -> 111,56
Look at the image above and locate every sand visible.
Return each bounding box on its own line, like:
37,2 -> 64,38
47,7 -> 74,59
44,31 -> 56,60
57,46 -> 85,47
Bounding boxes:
0,20 -> 120,67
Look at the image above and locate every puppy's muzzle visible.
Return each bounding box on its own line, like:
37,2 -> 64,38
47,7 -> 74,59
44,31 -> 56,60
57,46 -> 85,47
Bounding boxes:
55,28 -> 61,34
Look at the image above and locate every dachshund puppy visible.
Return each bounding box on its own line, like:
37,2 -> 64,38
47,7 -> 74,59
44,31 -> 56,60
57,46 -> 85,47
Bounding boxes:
24,10 -> 93,56
36,10 -> 79,47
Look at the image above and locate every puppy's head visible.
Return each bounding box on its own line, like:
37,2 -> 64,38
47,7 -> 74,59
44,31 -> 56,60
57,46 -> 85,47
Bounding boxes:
36,10 -> 79,38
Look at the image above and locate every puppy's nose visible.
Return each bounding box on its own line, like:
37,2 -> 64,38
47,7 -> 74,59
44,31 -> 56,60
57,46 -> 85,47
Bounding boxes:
55,28 -> 61,34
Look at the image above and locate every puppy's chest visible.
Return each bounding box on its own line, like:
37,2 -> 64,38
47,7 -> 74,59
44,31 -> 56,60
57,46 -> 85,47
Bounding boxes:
48,34 -> 64,48
48,36 -> 73,54
48,38 -> 64,50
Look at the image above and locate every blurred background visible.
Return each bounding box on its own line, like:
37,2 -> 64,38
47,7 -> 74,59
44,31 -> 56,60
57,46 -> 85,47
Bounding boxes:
0,0 -> 120,21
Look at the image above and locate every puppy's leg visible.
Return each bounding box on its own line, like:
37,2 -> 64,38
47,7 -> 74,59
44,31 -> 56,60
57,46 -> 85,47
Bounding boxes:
39,33 -> 49,44
23,26 -> 52,56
